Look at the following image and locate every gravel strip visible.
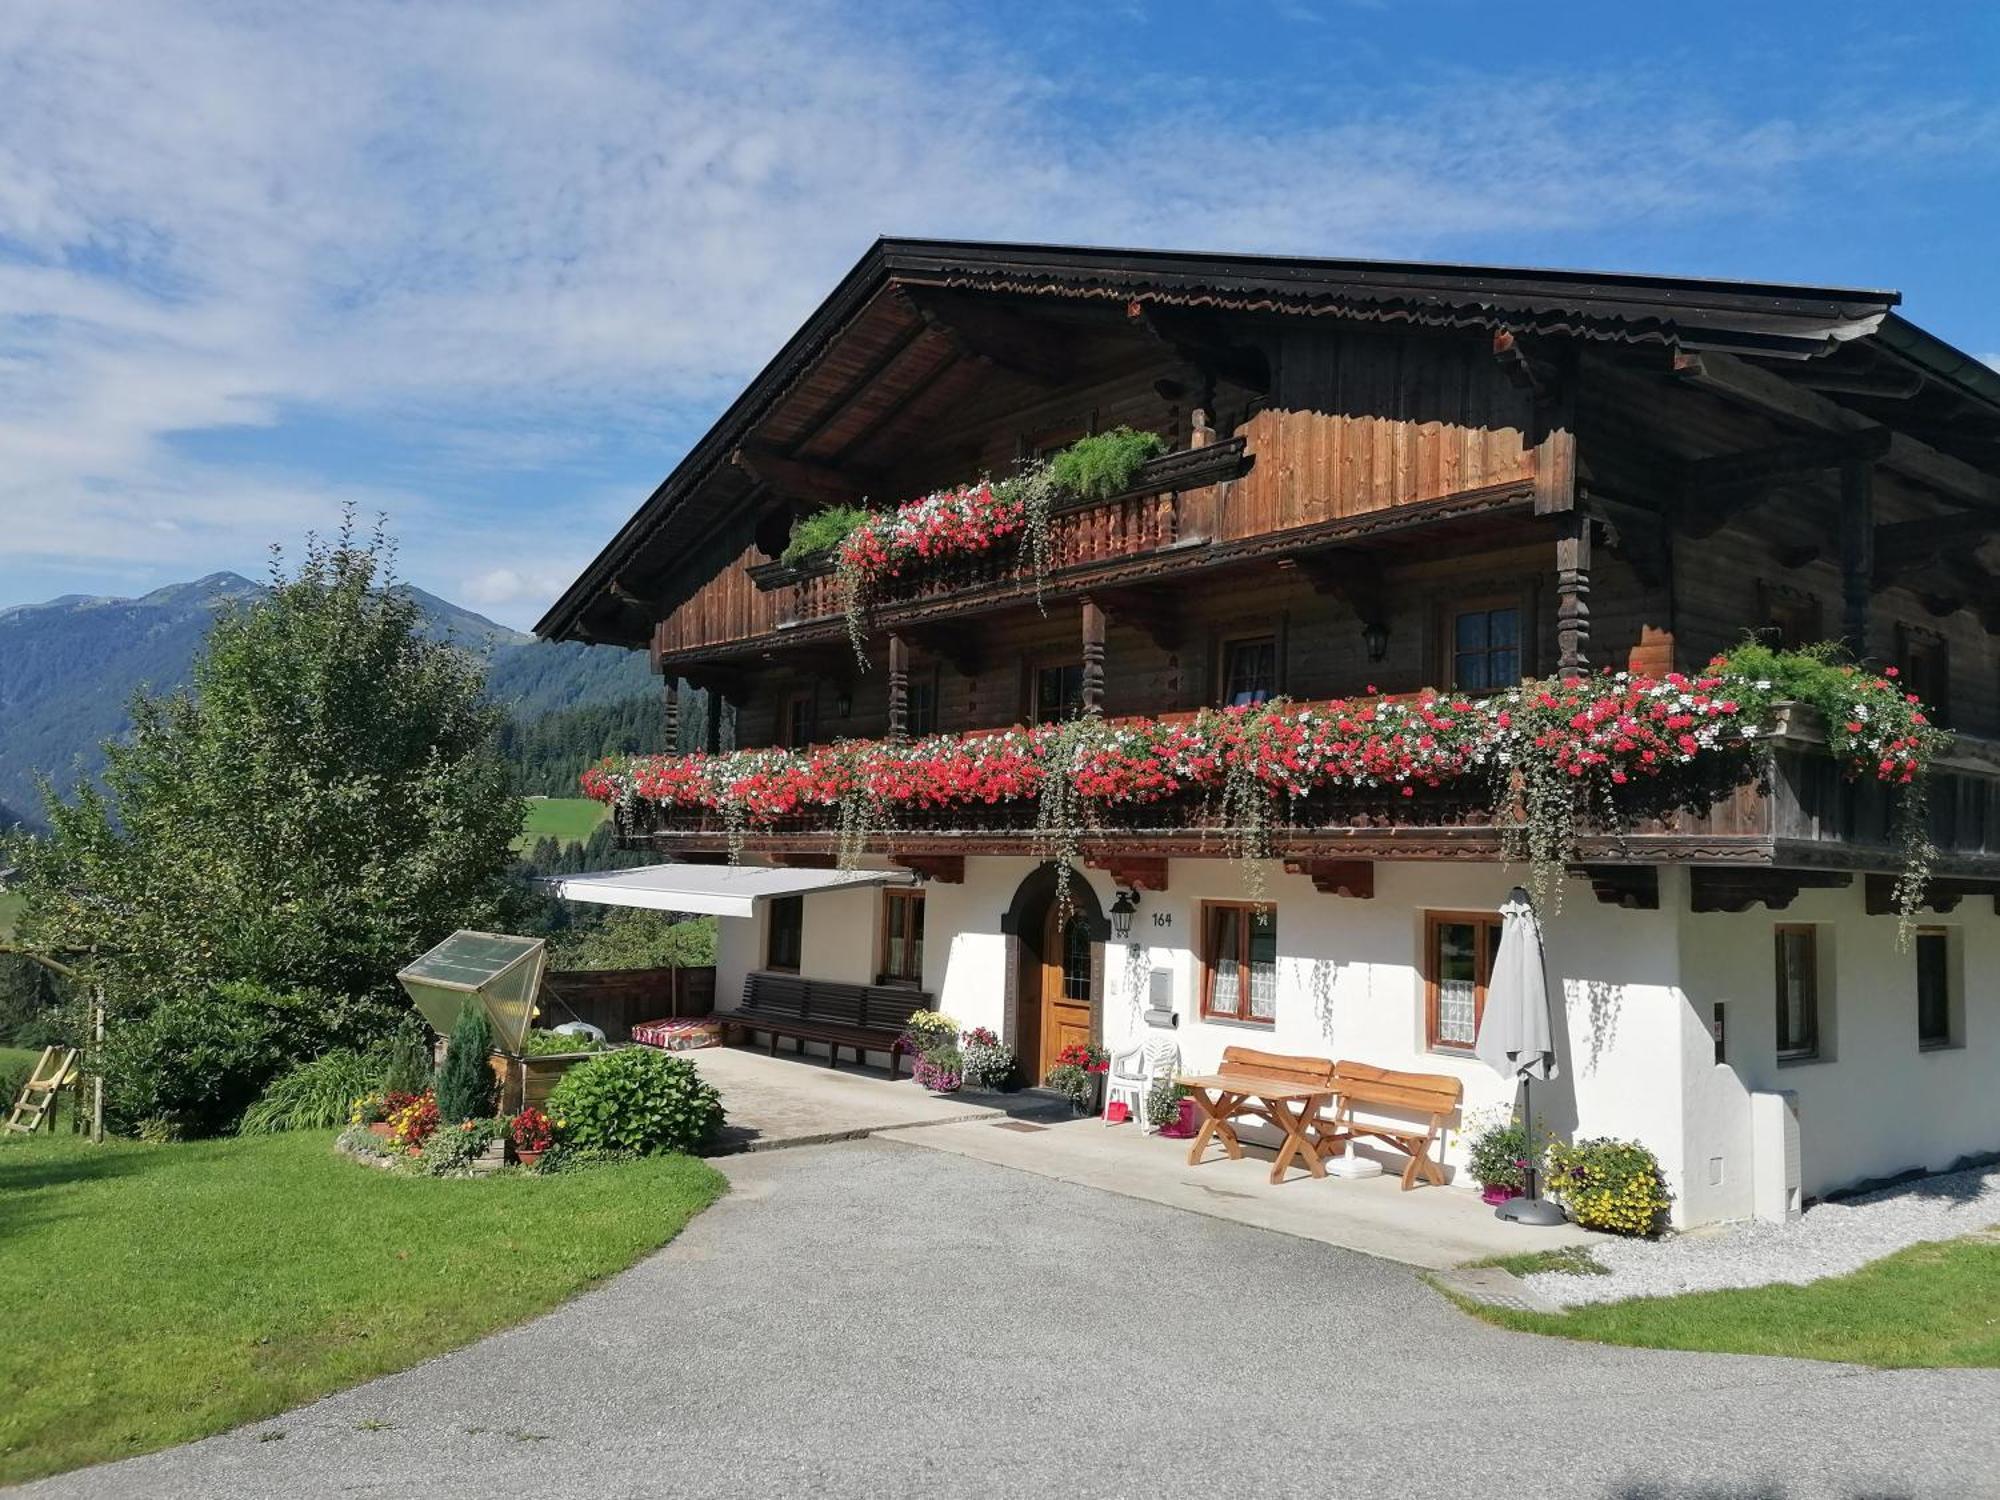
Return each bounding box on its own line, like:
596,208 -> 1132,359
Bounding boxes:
1525,1162 -> 2000,1309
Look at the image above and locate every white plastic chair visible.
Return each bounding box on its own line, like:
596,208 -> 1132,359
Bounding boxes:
1104,1037 -> 1182,1132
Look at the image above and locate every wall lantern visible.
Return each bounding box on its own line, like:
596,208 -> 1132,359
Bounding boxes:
835,688 -> 853,718
1361,620 -> 1390,663
1109,887 -> 1142,941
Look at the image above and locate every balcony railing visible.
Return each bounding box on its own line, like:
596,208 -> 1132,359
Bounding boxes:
655,440 -> 1250,662
616,726 -> 2000,877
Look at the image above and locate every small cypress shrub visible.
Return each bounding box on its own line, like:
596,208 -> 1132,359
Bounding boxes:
382,1014 -> 432,1097
433,1005 -> 497,1123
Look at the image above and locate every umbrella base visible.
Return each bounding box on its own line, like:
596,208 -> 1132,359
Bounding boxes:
1495,1196 -> 1569,1227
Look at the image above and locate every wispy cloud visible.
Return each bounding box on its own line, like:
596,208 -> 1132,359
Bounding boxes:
0,0 -> 1993,625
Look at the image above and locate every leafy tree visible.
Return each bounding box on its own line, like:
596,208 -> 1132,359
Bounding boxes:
434,1003 -> 496,1123
12,514 -> 522,1076
550,910 -> 716,972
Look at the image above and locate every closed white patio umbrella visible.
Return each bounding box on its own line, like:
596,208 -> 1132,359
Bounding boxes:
1475,887 -> 1566,1226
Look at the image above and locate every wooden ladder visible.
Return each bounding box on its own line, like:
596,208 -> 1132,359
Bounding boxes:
4,1046 -> 79,1134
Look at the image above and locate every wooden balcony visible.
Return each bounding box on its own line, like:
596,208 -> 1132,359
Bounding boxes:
652,440 -> 1251,665
617,725 -> 2000,888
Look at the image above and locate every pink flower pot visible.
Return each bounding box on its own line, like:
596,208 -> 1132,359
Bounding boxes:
1158,1099 -> 1199,1139
1480,1184 -> 1523,1206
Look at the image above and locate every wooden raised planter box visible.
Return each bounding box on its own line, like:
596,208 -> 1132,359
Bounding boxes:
488,1049 -> 604,1115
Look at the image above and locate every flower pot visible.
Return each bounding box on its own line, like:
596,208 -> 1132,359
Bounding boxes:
1158,1098 -> 1198,1139
1480,1184 -> 1523,1206
514,1148 -> 545,1170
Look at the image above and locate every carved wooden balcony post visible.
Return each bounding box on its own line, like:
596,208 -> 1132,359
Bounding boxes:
1841,456 -> 1875,657
1081,597 -> 1107,717
887,632 -> 910,742
1556,510 -> 1591,680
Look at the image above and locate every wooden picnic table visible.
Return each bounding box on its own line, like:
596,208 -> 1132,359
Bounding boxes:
1176,1067 -> 1337,1185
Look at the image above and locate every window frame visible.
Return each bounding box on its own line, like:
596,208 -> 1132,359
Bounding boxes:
765,893 -> 803,974
1030,659 -> 1086,725
1198,900 -> 1278,1026
1424,910 -> 1500,1054
905,661 -> 940,738
1758,582 -> 1822,652
1914,925 -> 1955,1051
1896,623 -> 1950,729
1218,633 -> 1280,708
879,888 -> 927,988
1440,590 -> 1531,694
780,689 -> 815,749
1774,923 -> 1820,1063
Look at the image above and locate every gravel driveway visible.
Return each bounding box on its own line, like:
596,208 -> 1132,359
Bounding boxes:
22,1140 -> 2000,1500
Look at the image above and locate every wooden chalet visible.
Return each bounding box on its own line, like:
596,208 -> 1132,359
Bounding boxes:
541,239 -> 2000,1227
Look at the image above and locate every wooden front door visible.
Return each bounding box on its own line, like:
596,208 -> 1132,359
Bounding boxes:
1039,905 -> 1094,1082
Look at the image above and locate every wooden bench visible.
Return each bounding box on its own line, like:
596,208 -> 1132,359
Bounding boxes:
1317,1061 -> 1462,1190
729,972 -> 925,1078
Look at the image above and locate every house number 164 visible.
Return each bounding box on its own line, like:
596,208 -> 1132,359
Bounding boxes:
1151,912 -> 1173,929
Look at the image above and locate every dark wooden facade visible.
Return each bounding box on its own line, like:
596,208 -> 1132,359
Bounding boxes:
540,240 -> 2000,880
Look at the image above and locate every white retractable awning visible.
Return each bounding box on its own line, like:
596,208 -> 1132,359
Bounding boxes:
547,863 -> 917,920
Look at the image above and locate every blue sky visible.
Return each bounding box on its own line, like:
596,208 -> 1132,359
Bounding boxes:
1,0 -> 1995,628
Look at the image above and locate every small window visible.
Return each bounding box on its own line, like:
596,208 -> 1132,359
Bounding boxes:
781,691 -> 814,748
1916,927 -> 1953,1049
1201,902 -> 1277,1024
1762,589 -> 1821,652
1426,911 -> 1499,1052
1899,629 -> 1950,728
907,669 -> 939,738
1034,663 -> 1085,724
1058,912 -> 1092,1003
1221,636 -> 1278,707
1775,925 -> 1819,1061
1451,607 -> 1521,692
881,890 -> 926,986
766,894 -> 803,973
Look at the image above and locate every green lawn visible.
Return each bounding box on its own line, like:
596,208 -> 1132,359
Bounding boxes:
1455,1230 -> 2000,1368
0,1131 -> 725,1483
513,796 -> 608,851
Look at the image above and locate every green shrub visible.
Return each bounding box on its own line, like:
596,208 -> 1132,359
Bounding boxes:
99,981 -> 312,1138
1046,427 -> 1167,500
1466,1116 -> 1542,1192
416,1117 -> 505,1176
522,1028 -> 604,1056
433,1005 -> 496,1124
1544,1136 -> 1673,1237
550,911 -> 715,971
381,1015 -> 432,1096
546,1048 -> 723,1156
781,505 -> 872,565
239,1049 -> 380,1134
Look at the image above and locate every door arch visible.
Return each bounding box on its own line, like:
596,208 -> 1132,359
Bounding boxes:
1001,866 -> 1107,1086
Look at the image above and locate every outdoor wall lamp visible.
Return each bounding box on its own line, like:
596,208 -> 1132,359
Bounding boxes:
1361,620 -> 1390,663
1109,887 -> 1142,940
835,688 -> 853,718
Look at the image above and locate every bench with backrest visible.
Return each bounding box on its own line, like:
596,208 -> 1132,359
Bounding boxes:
730,972 -> 925,1078
1317,1060 -> 1463,1190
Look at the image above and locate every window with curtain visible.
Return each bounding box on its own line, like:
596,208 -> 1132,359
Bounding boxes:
1201,903 -> 1277,1023
766,894 -> 803,973
1451,606 -> 1521,692
1425,911 -> 1498,1052
1221,636 -> 1278,707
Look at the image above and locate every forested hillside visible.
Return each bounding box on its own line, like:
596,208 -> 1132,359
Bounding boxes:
0,573 -> 657,824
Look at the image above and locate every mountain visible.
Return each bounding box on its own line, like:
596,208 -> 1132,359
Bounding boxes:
0,572 -> 655,825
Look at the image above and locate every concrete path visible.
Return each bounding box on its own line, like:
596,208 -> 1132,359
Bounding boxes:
26,1141 -> 1999,1500
883,1110 -> 1600,1269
